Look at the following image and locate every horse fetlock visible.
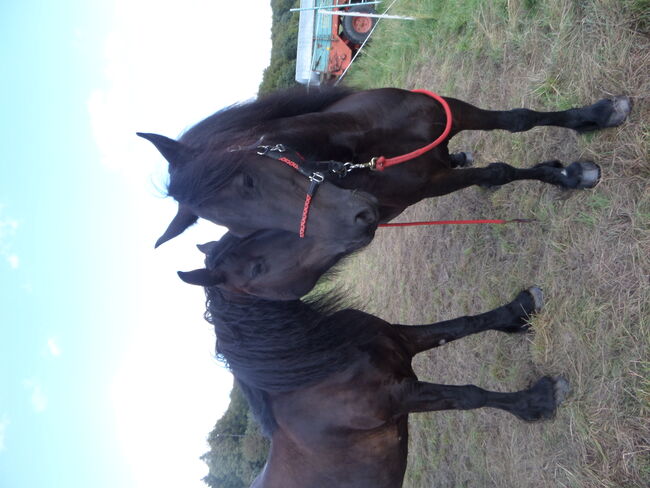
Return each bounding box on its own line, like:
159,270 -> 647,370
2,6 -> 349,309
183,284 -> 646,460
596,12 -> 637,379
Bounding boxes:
534,160 -> 564,170
450,151 -> 474,168
496,287 -> 542,333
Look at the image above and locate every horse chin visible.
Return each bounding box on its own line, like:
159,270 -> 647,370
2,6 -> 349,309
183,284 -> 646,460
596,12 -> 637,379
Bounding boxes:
346,232 -> 374,253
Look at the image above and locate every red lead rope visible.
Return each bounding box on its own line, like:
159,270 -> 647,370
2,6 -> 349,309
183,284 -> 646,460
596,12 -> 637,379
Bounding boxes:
373,92 -> 532,229
379,218 -> 534,228
373,89 -> 453,171
265,91 -> 531,237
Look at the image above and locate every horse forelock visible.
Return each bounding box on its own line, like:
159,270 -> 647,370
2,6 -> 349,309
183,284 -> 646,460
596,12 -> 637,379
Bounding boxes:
204,232 -> 243,269
165,146 -> 243,206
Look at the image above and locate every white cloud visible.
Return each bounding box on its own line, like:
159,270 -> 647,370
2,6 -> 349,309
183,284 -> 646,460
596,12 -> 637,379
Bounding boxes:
92,2 -> 271,487
0,416 -> 8,452
7,254 -> 19,269
24,379 -> 48,413
0,212 -> 20,270
47,338 -> 62,357
88,0 -> 272,188
0,209 -> 20,269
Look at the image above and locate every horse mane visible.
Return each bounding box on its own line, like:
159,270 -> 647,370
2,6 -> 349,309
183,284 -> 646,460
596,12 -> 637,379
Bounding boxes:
204,286 -> 376,436
166,86 -> 355,206
179,86 -> 356,147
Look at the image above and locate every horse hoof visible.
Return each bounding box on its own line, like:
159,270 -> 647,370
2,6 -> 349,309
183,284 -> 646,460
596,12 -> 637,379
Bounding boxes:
566,161 -> 601,189
552,376 -> 571,407
604,96 -> 632,128
526,286 -> 544,313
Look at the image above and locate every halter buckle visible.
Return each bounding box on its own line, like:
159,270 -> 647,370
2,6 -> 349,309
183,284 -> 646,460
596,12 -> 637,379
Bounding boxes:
309,172 -> 325,183
256,144 -> 287,155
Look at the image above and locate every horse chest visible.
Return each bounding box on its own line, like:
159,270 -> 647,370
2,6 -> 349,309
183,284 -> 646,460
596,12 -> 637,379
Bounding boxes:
263,419 -> 409,488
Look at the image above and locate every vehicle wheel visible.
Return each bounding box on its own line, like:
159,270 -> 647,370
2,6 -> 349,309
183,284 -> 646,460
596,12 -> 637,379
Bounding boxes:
342,5 -> 377,44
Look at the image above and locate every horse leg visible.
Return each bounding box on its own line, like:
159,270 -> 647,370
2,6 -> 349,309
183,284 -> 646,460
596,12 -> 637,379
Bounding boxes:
396,377 -> 571,421
423,159 -> 601,196
395,287 -> 542,356
444,96 -> 632,136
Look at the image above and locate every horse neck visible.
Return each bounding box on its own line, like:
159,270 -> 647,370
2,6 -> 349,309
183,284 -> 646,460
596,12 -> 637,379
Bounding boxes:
180,86 -> 355,146
207,289 -> 379,394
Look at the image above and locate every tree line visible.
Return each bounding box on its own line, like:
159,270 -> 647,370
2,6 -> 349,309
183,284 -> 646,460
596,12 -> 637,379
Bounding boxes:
258,0 -> 301,95
201,382 -> 270,488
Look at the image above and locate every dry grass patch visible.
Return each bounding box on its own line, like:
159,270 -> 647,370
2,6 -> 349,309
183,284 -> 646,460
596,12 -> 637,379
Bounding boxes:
335,0 -> 650,486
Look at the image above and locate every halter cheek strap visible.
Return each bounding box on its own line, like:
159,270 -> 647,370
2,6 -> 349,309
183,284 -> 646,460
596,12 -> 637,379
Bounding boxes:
257,144 -> 323,238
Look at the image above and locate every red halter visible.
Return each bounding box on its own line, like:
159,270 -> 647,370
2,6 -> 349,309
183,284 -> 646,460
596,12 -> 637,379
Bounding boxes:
256,144 -> 324,238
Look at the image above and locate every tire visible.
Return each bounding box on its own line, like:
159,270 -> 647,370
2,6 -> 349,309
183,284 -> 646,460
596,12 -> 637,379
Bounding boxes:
342,5 -> 377,44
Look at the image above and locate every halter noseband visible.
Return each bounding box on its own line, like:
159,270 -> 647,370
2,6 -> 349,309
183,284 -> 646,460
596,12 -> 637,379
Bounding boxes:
256,144 -> 326,238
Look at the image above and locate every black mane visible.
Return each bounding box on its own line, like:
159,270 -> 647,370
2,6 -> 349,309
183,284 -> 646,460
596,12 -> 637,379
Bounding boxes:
204,287 -> 376,436
179,86 -> 355,147
166,86 -> 355,206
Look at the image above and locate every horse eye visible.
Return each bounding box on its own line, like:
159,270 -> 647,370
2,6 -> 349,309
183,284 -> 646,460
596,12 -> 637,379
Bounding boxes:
250,261 -> 264,278
243,174 -> 255,189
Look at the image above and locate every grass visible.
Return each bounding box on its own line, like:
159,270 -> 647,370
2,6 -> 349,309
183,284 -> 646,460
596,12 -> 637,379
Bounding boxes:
331,0 -> 650,486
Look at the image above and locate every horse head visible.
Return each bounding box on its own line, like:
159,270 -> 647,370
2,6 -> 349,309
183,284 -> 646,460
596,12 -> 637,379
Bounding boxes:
137,132 -> 379,247
177,229 -> 368,300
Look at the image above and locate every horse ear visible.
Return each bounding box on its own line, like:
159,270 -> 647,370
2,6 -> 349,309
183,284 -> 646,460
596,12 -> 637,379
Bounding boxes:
197,242 -> 219,256
177,269 -> 224,287
155,205 -> 198,248
136,132 -> 194,169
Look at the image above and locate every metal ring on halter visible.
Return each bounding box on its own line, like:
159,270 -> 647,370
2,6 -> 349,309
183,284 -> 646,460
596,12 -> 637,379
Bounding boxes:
256,144 -> 286,155
309,172 -> 325,184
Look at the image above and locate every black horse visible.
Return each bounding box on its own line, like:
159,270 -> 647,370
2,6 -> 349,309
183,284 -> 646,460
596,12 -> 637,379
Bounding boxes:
178,231 -> 348,300
138,87 -> 630,248
204,283 -> 569,488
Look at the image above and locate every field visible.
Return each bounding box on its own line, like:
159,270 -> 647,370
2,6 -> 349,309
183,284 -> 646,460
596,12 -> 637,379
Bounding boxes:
333,1 -> 649,486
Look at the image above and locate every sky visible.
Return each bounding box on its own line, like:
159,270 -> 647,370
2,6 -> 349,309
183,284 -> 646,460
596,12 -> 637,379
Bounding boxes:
0,1 -> 271,487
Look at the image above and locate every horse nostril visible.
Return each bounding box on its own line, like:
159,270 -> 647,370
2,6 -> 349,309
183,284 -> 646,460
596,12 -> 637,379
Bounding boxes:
354,208 -> 377,227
